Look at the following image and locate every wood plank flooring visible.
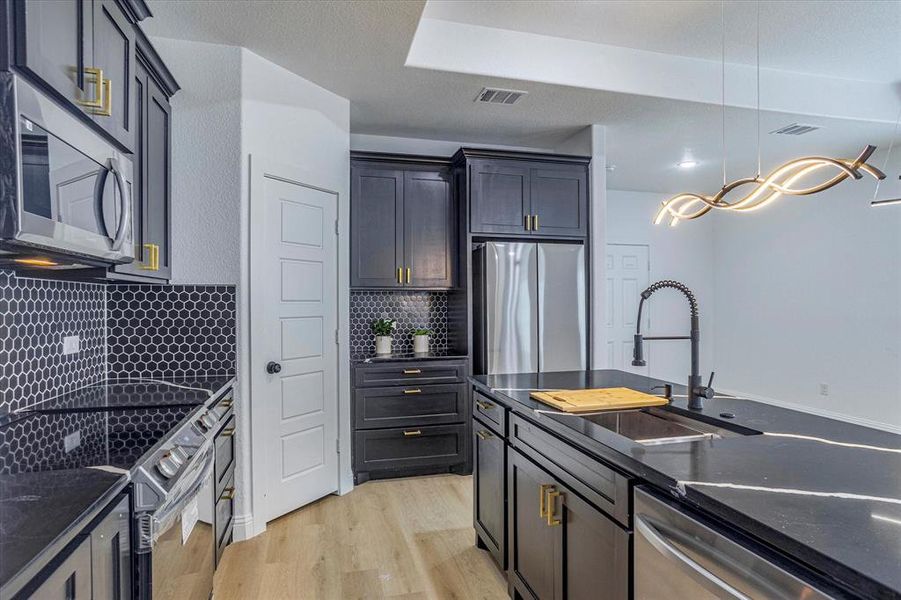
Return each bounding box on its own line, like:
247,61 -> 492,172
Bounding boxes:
213,474 -> 508,599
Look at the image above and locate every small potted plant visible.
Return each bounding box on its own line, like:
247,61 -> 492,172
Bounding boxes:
372,318 -> 397,355
412,328 -> 430,354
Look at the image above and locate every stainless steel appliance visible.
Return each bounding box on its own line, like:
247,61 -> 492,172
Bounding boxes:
634,487 -> 834,599
473,241 -> 587,374
0,73 -> 134,268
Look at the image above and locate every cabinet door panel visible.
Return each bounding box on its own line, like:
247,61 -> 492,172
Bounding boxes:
530,166 -> 588,238
91,495 -> 131,600
351,168 -> 404,287
145,76 -> 172,278
404,170 -> 453,287
470,161 -> 529,235
473,421 -> 506,568
555,486 -> 629,600
509,449 -> 557,600
91,0 -> 135,150
13,0 -> 93,114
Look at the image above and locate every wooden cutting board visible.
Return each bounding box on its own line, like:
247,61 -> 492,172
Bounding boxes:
530,387 -> 667,413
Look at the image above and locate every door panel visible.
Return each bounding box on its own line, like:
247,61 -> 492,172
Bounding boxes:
509,449 -> 557,600
404,170 -> 453,287
606,244 -> 650,375
537,244 -> 587,372
252,172 -> 339,524
145,77 -> 171,277
530,167 -> 588,238
470,161 -> 529,235
473,422 -> 506,568
91,0 -> 135,150
351,168 -> 404,287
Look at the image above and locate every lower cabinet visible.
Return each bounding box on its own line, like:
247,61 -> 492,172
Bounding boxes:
473,419 -> 506,569
508,449 -> 630,600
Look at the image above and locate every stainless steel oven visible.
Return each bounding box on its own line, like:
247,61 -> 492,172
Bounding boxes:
0,73 -> 134,267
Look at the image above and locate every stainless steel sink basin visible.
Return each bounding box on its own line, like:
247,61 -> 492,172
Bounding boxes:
576,406 -> 761,445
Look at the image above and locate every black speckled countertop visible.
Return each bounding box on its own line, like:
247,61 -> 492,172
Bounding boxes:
0,376 -> 235,596
472,370 -> 901,599
351,350 -> 468,364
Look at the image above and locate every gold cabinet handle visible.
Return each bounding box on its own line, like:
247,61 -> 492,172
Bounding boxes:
539,483 -> 554,518
547,490 -> 562,526
532,215 -> 539,230
397,267 -> 403,284
476,430 -> 493,440
220,427 -> 236,437
76,67 -> 104,109
403,429 -> 422,437
403,388 -> 422,395
524,214 -> 532,231
220,487 -> 236,501
403,369 -> 422,375
220,400 -> 234,409
139,243 -> 160,271
406,267 -> 411,284
476,400 -> 494,410
97,77 -> 112,116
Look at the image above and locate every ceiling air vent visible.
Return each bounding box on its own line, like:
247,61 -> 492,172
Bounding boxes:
475,87 -> 527,105
769,123 -> 821,136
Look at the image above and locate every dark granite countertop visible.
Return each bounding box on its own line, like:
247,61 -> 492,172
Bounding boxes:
472,370 -> 901,599
351,350 -> 468,364
0,376 -> 235,596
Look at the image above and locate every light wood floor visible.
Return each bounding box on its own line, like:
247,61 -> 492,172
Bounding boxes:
213,474 -> 508,599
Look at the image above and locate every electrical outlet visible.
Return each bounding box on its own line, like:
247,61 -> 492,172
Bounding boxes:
62,335 -> 80,355
64,430 -> 81,453
819,383 -> 829,397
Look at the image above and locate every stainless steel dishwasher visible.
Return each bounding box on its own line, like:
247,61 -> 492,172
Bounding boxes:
634,487 -> 834,599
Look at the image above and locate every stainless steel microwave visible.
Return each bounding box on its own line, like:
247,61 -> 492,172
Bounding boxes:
0,73 -> 135,267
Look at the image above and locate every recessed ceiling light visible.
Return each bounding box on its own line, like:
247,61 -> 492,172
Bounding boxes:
677,160 -> 698,169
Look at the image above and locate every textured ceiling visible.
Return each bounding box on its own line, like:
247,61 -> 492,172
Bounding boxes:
143,0 -> 900,193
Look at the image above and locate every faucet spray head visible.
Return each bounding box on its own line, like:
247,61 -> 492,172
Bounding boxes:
631,334 -> 647,367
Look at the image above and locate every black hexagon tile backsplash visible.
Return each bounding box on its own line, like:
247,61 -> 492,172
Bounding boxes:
349,290 -> 449,355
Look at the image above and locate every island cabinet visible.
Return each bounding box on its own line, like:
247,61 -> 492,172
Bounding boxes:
454,150 -> 590,240
351,155 -> 456,289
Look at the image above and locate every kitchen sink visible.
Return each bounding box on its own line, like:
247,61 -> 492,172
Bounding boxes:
576,406 -> 762,445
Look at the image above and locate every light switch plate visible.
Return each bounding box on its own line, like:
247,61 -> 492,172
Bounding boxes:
62,335 -> 80,355
64,431 -> 81,453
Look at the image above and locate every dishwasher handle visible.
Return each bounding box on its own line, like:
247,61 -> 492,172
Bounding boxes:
635,514 -> 751,600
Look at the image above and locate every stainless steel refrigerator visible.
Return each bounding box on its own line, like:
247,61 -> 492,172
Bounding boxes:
473,242 -> 587,375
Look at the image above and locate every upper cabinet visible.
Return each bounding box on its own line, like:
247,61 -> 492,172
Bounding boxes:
351,157 -> 455,289
460,150 -> 590,239
9,0 -> 139,152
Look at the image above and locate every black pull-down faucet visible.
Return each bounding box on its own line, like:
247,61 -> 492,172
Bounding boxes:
631,280 -> 715,410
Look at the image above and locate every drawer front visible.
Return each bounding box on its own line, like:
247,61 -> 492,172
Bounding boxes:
215,474 -> 235,547
355,384 -> 466,429
355,361 -> 467,387
473,390 -> 506,437
354,424 -> 466,472
215,416 -> 236,494
510,415 -> 631,527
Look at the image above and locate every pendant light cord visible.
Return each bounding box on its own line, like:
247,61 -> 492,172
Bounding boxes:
756,0 -> 761,178
721,0 -> 727,187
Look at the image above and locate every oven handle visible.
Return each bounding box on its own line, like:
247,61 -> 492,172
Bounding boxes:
150,445 -> 215,545
108,157 -> 131,252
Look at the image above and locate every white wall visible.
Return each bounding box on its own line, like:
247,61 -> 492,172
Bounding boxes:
151,39 -> 243,285
606,190 -> 716,383
350,133 -> 554,156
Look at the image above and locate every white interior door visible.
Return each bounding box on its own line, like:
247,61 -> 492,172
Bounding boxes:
605,244 -> 650,375
251,165 -> 339,524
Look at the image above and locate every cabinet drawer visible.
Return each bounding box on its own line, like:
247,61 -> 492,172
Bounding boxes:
354,424 -> 466,472
473,390 -> 506,437
215,474 -> 235,547
510,415 -> 632,527
355,361 -> 466,387
215,416 -> 236,495
355,384 -> 466,429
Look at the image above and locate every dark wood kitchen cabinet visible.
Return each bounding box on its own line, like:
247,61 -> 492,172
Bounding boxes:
473,420 -> 506,569
90,0 -> 136,150
455,150 -> 590,239
351,156 -> 456,289
111,31 -> 178,281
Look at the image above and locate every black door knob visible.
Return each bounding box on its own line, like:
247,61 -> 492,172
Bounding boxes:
266,361 -> 282,374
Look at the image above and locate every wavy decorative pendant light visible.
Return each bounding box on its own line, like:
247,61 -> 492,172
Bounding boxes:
654,1 -> 891,226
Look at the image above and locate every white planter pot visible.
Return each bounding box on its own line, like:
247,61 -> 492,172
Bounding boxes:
375,336 -> 393,355
413,335 -> 429,354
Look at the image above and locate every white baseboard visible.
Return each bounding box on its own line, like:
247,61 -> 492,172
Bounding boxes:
719,387 -> 901,435
232,512 -> 265,541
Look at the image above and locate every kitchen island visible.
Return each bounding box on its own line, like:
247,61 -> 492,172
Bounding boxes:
471,369 -> 901,599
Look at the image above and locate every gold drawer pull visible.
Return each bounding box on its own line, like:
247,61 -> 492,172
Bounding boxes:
397,267 -> 403,284
403,388 -> 422,395
532,214 -> 539,230
524,214 -> 531,231
539,483 -> 554,518
139,243 -> 159,271
546,490 -> 562,526
403,369 -> 422,375
403,429 -> 422,437
220,400 -> 234,409
476,400 -> 494,410
220,427 -> 236,437
406,267 -> 412,284
220,487 -> 236,501
476,430 -> 493,441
